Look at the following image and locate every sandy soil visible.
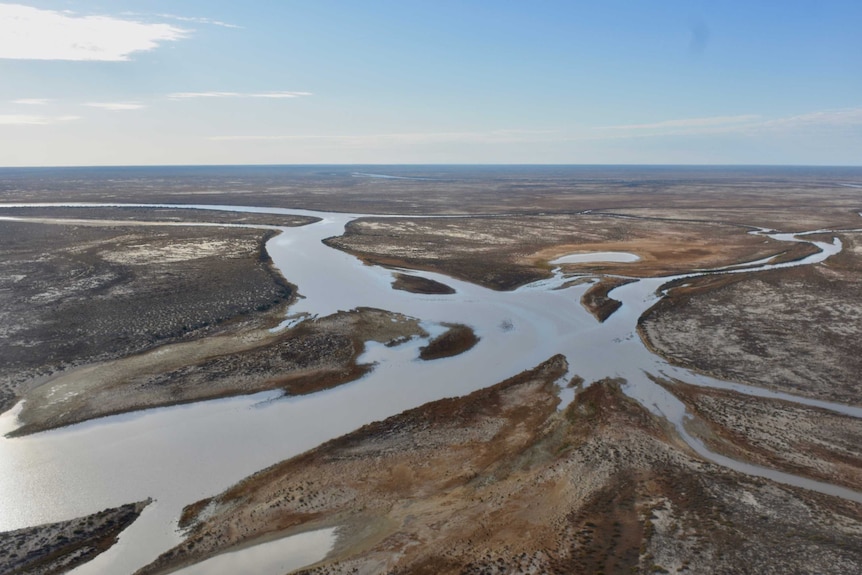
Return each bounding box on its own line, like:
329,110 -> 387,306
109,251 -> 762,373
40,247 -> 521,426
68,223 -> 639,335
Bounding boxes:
136,358 -> 862,575
0,500 -> 150,575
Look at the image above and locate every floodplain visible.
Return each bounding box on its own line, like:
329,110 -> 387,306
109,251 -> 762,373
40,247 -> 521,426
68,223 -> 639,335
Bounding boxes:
1,165 -> 862,575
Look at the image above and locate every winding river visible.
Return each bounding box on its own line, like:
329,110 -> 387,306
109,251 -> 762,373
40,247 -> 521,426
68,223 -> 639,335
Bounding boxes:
0,203 -> 860,574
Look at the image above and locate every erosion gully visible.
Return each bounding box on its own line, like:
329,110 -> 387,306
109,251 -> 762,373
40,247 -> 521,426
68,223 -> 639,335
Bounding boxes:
0,203 -> 860,575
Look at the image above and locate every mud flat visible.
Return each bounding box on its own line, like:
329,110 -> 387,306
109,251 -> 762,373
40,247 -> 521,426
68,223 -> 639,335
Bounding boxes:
640,233 -> 862,405
0,500 -> 150,575
137,358 -> 862,575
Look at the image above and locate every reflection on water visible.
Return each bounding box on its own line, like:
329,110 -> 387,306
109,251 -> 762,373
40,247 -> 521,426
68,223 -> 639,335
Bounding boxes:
175,527 -> 337,575
0,202 -> 859,575
550,251 -> 640,264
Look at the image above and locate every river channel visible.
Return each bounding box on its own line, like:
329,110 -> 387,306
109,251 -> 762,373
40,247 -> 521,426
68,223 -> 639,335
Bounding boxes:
0,203 -> 860,574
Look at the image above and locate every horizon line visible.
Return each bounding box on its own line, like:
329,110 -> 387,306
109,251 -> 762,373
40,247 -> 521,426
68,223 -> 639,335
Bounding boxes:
1,162 -> 862,170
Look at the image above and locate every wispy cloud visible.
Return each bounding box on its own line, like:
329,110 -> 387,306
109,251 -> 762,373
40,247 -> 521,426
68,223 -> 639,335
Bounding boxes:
168,91 -> 312,100
589,108 -> 862,139
0,3 -> 188,61
208,108 -> 862,150
85,102 -> 147,111
155,13 -> 241,29
250,92 -> 313,99
596,115 -> 761,132
0,114 -> 80,126
210,129 -> 557,146
755,108 -> 862,130
12,98 -> 51,105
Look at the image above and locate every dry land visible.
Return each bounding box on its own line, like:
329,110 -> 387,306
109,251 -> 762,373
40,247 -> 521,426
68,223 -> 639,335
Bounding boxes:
661,379 -> 862,492
3,167 -> 862,573
604,206 -> 862,232
326,214 -> 788,290
391,273 -> 455,295
640,232 -> 862,405
0,218 -> 299,417
580,277 -> 636,322
418,324 -> 479,360
0,205 -> 318,227
3,165 -> 862,216
0,501 -> 150,575
11,307 -> 426,436
138,358 -> 862,575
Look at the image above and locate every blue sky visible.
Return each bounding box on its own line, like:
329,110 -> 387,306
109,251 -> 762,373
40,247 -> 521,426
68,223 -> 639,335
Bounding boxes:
1,1 -> 861,166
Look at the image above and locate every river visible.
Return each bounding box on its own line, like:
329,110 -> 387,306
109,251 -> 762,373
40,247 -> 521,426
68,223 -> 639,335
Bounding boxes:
0,203 -> 859,574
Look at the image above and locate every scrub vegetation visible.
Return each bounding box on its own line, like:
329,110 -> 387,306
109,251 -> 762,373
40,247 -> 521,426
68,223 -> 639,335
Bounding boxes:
418,323 -> 479,360
2,166 -> 862,573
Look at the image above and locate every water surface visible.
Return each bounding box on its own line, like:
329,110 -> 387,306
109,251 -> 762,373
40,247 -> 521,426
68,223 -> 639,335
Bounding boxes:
0,200 -> 859,574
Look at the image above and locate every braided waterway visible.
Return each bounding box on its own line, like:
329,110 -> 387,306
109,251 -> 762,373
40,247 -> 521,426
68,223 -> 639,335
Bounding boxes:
0,203 -> 860,575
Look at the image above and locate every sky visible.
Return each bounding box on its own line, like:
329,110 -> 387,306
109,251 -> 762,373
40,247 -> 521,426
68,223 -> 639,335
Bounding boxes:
1,1 -> 861,166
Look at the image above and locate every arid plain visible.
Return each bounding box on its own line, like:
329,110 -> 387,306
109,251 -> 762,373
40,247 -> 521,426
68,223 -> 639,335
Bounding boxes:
1,165 -> 862,575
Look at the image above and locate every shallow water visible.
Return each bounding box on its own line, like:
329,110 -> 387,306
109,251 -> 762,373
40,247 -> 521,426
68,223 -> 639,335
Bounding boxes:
550,251 -> 640,264
175,527 -> 337,575
0,202 -> 859,574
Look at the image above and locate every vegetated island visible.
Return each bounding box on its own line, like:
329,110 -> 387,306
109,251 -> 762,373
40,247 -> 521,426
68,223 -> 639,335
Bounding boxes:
580,277 -> 636,322
391,272 -> 456,295
418,323 -> 479,360
0,212 -> 428,436
10,307 -> 426,437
